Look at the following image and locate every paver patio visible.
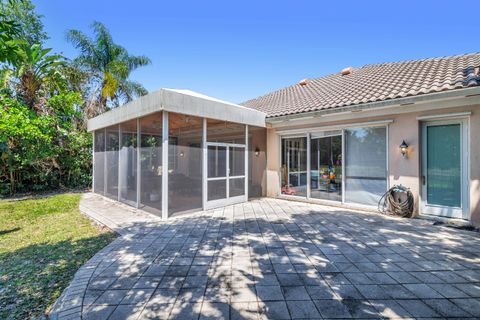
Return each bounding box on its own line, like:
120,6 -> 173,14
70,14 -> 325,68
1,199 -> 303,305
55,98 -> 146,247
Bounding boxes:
50,193 -> 480,319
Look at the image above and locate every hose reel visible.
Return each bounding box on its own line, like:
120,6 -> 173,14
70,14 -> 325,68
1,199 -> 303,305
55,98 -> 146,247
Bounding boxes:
378,185 -> 414,217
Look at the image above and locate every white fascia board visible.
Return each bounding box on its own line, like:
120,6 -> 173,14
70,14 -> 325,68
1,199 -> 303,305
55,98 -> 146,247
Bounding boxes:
87,90 -> 164,132
161,89 -> 266,127
87,88 -> 266,132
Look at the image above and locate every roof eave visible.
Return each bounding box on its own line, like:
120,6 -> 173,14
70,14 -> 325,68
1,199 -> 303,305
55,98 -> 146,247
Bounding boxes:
87,88 -> 267,132
266,86 -> 480,123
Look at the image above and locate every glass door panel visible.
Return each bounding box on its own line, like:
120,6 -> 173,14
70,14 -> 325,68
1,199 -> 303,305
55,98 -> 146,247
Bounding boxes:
281,137 -> 307,197
426,124 -> 461,207
310,135 -> 342,201
344,127 -> 387,206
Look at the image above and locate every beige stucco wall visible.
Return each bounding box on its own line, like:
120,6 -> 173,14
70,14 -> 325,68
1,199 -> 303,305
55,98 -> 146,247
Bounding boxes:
266,128 -> 280,197
265,103 -> 480,225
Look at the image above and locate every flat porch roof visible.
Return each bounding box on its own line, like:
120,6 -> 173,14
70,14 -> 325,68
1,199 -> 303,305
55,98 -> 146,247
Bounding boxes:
87,88 -> 267,132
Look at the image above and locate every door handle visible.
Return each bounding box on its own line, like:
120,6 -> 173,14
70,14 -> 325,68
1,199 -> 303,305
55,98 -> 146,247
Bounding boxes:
422,175 -> 426,185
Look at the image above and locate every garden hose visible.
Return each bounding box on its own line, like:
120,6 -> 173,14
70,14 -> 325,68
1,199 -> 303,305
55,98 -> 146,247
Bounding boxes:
378,185 -> 414,217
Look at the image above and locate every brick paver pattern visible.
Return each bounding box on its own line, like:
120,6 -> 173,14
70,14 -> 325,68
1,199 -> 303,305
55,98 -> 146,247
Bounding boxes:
51,195 -> 480,319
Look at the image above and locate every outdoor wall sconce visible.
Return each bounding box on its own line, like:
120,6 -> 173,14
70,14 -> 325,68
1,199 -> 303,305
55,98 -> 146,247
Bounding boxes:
400,140 -> 408,157
254,147 -> 260,157
179,151 -> 184,157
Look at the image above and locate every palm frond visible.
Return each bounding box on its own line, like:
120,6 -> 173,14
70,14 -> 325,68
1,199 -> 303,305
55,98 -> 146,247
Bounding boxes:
117,79 -> 148,102
65,29 -> 96,58
125,55 -> 151,72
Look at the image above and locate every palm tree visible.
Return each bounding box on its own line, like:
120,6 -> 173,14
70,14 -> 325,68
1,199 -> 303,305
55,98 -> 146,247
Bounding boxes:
9,43 -> 65,111
66,21 -> 151,116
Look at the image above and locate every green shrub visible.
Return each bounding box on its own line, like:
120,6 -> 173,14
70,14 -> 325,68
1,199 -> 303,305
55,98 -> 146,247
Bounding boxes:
0,92 -> 92,195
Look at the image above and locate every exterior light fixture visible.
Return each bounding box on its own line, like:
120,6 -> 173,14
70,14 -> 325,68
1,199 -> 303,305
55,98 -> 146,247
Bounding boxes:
255,147 -> 260,157
179,151 -> 184,157
400,140 -> 408,157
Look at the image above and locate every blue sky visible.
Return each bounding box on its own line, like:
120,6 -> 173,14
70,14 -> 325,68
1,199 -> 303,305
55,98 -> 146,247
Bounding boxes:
34,1 -> 478,103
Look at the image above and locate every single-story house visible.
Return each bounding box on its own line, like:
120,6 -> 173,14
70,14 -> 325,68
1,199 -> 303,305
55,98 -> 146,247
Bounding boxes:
88,53 -> 480,226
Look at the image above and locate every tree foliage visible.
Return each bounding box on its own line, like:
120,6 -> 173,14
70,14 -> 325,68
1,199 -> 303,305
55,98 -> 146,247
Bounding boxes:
0,0 -> 151,195
0,92 -> 91,194
67,21 -> 151,117
0,0 -> 47,46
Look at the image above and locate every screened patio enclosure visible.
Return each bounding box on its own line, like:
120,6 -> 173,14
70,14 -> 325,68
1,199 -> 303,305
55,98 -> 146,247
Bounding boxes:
89,89 -> 266,219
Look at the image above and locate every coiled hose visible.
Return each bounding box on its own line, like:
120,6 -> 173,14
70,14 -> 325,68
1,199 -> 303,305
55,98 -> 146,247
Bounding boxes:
378,185 -> 414,217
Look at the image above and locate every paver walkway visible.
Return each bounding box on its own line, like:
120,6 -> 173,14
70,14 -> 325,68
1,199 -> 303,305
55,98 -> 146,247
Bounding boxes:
50,193 -> 480,319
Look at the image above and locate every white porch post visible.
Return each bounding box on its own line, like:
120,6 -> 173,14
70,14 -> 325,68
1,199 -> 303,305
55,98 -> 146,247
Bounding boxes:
161,111 -> 169,219
341,129 -> 346,204
245,125 -> 249,201
136,118 -> 141,208
306,133 -> 311,199
202,118 -> 207,210
104,128 -> 107,195
118,125 -> 121,201
92,131 -> 95,193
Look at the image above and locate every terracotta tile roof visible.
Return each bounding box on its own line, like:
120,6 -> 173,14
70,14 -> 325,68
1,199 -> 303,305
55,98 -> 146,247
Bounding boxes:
241,53 -> 480,118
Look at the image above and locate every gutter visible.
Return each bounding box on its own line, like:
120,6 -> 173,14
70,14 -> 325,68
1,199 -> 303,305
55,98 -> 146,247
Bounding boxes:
265,86 -> 480,124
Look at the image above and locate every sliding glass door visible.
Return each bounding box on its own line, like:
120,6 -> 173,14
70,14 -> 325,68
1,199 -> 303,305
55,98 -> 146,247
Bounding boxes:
344,127 -> 387,206
310,132 -> 342,202
281,137 -> 307,197
280,126 -> 387,207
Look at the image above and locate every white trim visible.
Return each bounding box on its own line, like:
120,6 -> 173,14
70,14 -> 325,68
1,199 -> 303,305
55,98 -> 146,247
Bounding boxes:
416,111 -> 472,121
206,142 -> 246,148
161,111 -> 169,219
276,120 -> 393,136
205,195 -> 245,210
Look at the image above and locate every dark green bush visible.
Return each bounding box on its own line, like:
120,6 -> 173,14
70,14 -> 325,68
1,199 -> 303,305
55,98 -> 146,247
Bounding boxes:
0,92 -> 92,195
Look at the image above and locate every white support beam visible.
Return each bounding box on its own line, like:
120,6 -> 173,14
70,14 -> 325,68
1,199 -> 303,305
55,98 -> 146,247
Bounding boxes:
202,118 -> 207,211
162,111 -> 169,219
136,118 -> 141,209
306,133 -> 311,200
103,128 -> 107,195
92,131 -> 95,193
245,125 -> 249,201
118,125 -> 121,201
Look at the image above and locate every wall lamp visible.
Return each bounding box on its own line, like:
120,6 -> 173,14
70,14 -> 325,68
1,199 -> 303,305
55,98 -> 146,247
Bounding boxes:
254,147 -> 260,157
400,140 -> 408,157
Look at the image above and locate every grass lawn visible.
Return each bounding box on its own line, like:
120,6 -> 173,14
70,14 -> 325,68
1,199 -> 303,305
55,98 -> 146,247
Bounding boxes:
0,193 -> 116,319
